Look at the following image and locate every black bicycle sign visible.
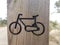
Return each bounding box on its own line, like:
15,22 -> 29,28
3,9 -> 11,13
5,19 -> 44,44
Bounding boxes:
9,14 -> 45,36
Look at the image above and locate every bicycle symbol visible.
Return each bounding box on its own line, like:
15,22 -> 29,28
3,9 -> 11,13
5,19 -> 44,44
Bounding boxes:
9,14 -> 45,36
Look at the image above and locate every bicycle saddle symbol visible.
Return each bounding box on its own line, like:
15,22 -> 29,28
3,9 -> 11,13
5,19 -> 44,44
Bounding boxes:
9,14 -> 45,36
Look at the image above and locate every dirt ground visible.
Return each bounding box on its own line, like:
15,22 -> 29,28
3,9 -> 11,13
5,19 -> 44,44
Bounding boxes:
0,27 -> 8,45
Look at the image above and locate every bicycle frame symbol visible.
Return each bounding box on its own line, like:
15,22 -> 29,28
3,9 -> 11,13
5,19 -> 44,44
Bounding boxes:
9,14 -> 45,36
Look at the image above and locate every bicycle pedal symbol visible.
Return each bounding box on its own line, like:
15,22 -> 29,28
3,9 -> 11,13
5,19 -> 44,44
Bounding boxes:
9,14 -> 45,36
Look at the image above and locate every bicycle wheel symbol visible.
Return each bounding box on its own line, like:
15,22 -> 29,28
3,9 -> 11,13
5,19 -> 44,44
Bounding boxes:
9,22 -> 22,35
32,22 -> 45,36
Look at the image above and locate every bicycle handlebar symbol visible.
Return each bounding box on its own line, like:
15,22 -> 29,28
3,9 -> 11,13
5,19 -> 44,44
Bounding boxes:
9,14 -> 45,36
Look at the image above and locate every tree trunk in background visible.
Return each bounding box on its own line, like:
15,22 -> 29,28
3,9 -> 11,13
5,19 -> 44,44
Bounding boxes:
7,0 -> 49,45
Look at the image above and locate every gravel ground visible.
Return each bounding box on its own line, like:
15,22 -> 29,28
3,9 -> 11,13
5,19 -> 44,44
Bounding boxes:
49,30 -> 60,45
0,27 -> 8,45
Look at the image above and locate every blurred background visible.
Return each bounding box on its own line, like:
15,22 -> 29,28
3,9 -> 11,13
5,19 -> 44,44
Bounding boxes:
0,0 -> 60,45
49,0 -> 60,45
